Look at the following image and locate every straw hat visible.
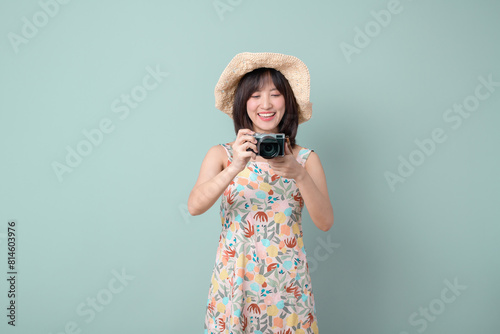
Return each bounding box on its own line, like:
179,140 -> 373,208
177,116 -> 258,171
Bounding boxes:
214,52 -> 312,124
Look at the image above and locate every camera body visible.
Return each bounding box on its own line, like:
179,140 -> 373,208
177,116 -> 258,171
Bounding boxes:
252,132 -> 286,159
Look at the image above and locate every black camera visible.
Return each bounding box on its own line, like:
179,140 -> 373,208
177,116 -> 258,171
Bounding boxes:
249,133 -> 286,159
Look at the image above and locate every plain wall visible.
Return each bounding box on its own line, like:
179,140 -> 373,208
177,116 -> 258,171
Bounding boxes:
1,0 -> 499,333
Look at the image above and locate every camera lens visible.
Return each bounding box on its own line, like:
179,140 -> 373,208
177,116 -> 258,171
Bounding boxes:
259,137 -> 279,158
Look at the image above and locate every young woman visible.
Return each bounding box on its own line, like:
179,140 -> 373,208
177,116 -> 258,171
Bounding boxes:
188,52 -> 333,334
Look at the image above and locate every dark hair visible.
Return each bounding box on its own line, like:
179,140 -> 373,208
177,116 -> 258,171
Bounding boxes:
232,68 -> 299,148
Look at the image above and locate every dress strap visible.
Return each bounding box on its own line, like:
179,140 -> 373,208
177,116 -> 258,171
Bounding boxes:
220,143 -> 233,162
296,148 -> 314,167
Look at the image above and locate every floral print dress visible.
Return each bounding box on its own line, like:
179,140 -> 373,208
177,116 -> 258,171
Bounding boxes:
204,143 -> 319,334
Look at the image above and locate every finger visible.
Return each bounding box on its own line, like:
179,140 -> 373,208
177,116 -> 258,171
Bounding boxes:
237,134 -> 256,146
244,142 -> 257,154
284,142 -> 291,155
237,128 -> 255,138
238,128 -> 253,135
246,141 -> 257,151
285,138 -> 293,156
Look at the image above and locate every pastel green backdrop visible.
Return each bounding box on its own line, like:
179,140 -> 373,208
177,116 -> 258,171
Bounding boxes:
1,0 -> 499,333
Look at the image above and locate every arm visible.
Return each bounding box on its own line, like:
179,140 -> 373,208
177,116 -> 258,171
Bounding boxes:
187,129 -> 258,216
187,145 -> 239,216
295,151 -> 334,232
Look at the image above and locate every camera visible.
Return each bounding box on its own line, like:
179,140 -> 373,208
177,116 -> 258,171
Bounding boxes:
249,132 -> 286,159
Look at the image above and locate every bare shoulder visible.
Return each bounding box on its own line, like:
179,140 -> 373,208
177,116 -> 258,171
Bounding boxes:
292,144 -> 318,161
204,144 -> 227,171
304,148 -> 322,169
191,144 -> 227,188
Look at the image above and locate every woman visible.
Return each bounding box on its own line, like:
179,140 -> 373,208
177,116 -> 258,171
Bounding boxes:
188,52 -> 333,334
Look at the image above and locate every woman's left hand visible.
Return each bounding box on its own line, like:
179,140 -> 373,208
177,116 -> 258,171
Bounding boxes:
266,139 -> 305,180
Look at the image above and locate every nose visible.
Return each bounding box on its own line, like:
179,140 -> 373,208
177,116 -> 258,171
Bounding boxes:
261,94 -> 272,109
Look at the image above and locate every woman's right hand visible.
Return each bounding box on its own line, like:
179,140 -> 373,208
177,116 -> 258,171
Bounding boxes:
230,129 -> 257,173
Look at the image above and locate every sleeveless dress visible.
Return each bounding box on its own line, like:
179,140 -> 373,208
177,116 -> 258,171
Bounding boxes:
204,143 -> 319,334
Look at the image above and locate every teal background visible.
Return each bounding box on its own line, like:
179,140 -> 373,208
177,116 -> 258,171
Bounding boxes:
1,0 -> 499,333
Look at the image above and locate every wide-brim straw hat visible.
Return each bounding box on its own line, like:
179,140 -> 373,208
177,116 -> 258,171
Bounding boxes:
214,52 -> 312,124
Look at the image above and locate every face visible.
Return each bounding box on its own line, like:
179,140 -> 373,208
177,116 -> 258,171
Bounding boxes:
246,77 -> 285,134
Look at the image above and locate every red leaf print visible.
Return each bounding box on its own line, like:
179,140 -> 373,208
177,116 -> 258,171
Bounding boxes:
207,300 -> 215,313
293,191 -> 304,207
284,237 -> 297,248
267,263 -> 278,272
217,317 -> 225,331
244,223 -> 254,238
225,247 -> 236,258
222,247 -> 235,263
247,303 -> 261,314
242,315 -> 248,330
253,211 -> 268,222
306,312 -> 314,325
278,329 -> 293,334
227,192 -> 236,205
285,282 -> 301,299
271,174 -> 280,182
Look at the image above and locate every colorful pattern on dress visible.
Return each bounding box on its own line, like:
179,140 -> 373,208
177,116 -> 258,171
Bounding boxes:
204,143 -> 319,334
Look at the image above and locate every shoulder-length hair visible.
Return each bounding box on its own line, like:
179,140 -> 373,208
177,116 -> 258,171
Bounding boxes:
232,68 -> 299,148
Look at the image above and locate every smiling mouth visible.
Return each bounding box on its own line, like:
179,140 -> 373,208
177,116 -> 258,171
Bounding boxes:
258,112 -> 276,119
